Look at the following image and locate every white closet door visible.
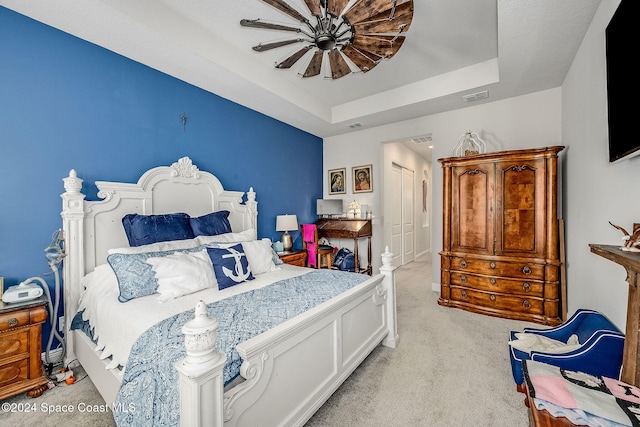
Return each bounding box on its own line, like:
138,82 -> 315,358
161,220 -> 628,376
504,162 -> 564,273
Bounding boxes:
391,164 -> 403,266
403,168 -> 415,263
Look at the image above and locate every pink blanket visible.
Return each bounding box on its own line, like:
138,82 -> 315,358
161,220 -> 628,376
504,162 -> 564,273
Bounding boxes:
302,224 -> 317,268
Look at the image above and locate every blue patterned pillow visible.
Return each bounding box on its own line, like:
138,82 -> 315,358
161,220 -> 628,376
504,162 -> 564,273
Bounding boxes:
122,213 -> 194,247
206,244 -> 254,290
108,247 -> 203,302
189,211 -> 232,237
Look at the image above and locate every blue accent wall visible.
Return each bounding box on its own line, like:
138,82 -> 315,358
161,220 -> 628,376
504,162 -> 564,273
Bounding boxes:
0,7 -> 322,352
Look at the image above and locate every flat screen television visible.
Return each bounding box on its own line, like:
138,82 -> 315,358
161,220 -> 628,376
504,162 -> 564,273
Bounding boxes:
605,0 -> 638,162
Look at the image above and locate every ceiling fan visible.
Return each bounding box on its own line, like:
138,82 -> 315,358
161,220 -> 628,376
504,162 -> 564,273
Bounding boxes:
240,0 -> 414,79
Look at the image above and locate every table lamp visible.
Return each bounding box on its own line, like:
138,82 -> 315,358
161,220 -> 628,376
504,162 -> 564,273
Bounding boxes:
276,214 -> 298,251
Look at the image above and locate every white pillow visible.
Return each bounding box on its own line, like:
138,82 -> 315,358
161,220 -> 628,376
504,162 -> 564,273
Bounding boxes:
242,239 -> 278,275
147,249 -> 216,302
197,229 -> 256,245
509,332 -> 582,355
107,229 -> 257,254
108,237 -> 201,255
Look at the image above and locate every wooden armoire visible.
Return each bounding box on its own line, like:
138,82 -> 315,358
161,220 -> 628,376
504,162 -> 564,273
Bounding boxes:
439,146 -> 564,325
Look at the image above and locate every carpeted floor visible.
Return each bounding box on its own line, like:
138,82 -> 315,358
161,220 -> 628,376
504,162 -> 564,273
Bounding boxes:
3,255 -> 536,426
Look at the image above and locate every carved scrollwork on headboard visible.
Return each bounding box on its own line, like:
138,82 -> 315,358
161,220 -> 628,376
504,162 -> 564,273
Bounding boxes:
171,156 -> 200,178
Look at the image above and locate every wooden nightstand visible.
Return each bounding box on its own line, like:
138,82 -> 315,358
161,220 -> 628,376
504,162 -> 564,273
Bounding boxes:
0,297 -> 49,400
278,250 -> 307,267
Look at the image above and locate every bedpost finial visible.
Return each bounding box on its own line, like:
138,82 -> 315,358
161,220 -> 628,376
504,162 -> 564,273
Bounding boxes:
63,169 -> 83,193
247,187 -> 256,202
182,301 -> 221,365
381,246 -> 393,267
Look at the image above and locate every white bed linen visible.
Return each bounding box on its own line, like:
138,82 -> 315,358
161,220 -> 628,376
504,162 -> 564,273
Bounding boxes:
77,263 -> 310,370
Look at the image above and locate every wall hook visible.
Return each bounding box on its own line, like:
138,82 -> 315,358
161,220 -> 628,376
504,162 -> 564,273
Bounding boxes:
180,113 -> 188,132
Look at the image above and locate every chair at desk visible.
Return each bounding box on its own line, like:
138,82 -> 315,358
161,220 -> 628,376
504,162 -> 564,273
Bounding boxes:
301,224 -> 333,269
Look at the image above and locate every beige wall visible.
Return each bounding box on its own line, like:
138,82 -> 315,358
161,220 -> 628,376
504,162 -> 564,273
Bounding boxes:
323,0 -> 637,331
324,88 -> 562,279
562,0 -> 638,329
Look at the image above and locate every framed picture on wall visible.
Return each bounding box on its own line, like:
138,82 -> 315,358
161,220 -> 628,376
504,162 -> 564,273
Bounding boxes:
328,168 -> 346,195
352,164 -> 373,193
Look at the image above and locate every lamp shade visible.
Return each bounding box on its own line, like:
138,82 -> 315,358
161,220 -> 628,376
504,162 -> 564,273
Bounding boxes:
276,214 -> 298,232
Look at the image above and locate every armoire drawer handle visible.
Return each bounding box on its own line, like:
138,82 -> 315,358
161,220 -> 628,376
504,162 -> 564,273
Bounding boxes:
522,283 -> 530,292
8,317 -> 18,327
522,300 -> 531,310
489,294 -> 496,301
461,290 -> 468,298
460,260 -> 467,268
489,262 -> 496,269
489,278 -> 496,285
460,275 -> 467,283
522,266 -> 532,275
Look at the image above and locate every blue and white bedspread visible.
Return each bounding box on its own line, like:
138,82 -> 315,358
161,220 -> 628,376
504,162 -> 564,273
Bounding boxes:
113,269 -> 369,427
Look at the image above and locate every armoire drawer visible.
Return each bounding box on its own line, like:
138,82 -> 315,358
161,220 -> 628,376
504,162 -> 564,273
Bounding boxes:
450,257 -> 544,280
450,272 -> 543,297
450,286 -> 544,314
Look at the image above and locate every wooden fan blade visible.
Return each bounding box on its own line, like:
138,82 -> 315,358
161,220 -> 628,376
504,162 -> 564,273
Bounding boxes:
253,39 -> 302,52
276,46 -> 313,68
342,45 -> 378,73
240,19 -> 302,33
344,0 -> 410,25
328,49 -> 351,79
353,2 -> 414,33
352,35 -> 405,59
260,0 -> 308,23
327,0 -> 351,17
302,0 -> 321,16
303,50 -> 324,77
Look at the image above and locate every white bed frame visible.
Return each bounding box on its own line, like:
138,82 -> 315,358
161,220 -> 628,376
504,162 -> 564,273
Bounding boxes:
61,156 -> 398,426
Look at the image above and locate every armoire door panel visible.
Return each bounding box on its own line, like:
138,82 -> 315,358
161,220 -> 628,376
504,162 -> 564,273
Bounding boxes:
452,166 -> 494,254
495,159 -> 546,257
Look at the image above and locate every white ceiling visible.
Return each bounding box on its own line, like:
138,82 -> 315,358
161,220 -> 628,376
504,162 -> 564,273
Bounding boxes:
2,0 -> 601,160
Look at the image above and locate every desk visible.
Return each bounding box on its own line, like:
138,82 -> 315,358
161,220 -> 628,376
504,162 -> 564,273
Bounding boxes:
589,244 -> 640,386
316,218 -> 372,275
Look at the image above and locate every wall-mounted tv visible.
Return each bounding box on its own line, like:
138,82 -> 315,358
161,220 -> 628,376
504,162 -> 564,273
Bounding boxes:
606,0 -> 638,162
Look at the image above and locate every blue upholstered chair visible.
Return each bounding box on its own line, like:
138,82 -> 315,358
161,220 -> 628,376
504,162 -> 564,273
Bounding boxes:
509,309 -> 624,387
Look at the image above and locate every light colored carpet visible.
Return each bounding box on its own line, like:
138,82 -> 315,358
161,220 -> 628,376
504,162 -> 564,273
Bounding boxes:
3,255 -> 536,426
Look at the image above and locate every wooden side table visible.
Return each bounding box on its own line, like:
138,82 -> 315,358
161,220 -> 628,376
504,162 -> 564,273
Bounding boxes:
0,297 -> 49,400
278,250 -> 307,267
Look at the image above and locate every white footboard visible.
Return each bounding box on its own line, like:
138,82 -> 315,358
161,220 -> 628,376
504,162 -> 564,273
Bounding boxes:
175,248 -> 398,427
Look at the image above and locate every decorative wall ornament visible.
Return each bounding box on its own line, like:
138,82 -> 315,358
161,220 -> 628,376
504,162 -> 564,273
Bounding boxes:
609,221 -> 640,252
453,130 -> 487,157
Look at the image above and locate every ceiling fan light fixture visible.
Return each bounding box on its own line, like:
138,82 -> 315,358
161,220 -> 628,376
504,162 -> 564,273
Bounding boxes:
242,0 -> 414,80
316,35 -> 336,51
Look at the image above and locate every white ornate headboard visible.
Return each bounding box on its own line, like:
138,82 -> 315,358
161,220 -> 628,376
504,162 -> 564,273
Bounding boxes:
61,157 -> 257,356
